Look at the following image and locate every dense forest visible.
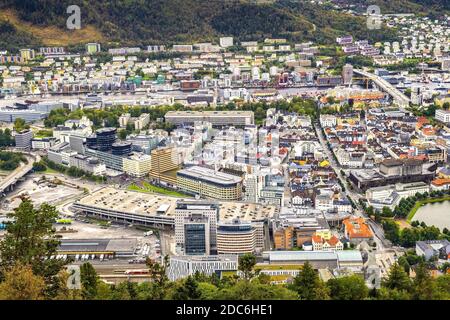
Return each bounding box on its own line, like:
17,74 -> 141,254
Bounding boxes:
0,0 -> 402,52
0,20 -> 41,52
0,151 -> 27,171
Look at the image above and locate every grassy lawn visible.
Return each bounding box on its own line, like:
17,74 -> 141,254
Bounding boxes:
255,264 -> 303,271
406,196 -> 450,223
43,167 -> 59,174
221,271 -> 237,277
128,182 -> 190,198
269,275 -> 291,282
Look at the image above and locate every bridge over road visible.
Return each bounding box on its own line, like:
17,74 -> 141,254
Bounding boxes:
354,69 -> 411,109
0,152 -> 40,196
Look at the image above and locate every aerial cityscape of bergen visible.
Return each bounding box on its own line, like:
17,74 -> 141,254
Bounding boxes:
0,0 -> 449,309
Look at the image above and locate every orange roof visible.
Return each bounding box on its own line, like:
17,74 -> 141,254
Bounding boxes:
279,147 -> 289,155
431,178 -> 450,186
343,217 -> 373,239
312,234 -> 342,247
417,116 -> 430,125
422,127 -> 436,136
327,236 -> 340,246
312,235 -> 323,244
402,154 -> 427,161
412,154 -> 427,161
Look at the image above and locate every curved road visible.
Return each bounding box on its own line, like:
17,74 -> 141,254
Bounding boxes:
0,151 -> 40,195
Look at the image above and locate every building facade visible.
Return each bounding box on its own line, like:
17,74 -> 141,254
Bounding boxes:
177,166 -> 243,201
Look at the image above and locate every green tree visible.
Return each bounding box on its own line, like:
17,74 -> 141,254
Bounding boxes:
327,275 -> 369,300
32,161 -> 47,172
13,118 -> 28,132
382,219 -> 400,244
171,276 -> 201,300
146,256 -> 170,299
80,262 -> 99,299
0,198 -> 68,298
290,262 -> 329,300
382,263 -> 411,292
118,129 -> 128,140
411,262 -> 440,300
375,287 -> 411,300
197,282 -> 219,300
238,254 -> 257,281
381,207 -> 393,217
435,274 -> 450,299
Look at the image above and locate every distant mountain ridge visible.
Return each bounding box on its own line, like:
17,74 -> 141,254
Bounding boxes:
0,0 -> 441,51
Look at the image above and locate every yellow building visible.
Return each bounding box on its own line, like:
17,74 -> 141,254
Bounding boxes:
19,49 -> 35,61
123,154 -> 152,177
319,160 -> 330,167
336,115 -> 360,126
149,147 -> 179,184
150,147 -> 178,173
438,167 -> 450,179
177,166 -> 243,201
314,229 -> 332,241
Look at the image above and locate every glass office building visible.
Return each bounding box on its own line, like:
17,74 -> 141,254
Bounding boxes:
184,215 -> 210,255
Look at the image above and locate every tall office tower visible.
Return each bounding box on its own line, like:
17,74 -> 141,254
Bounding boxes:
175,200 -> 219,255
244,173 -> 265,203
183,214 -> 210,255
149,146 -> 180,184
95,127 -> 117,151
14,129 -> 33,149
150,147 -> 179,174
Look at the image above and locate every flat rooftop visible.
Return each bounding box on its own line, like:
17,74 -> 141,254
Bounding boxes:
58,238 -> 138,253
165,110 -> 253,117
75,187 -> 276,221
262,250 -> 363,264
178,166 -> 243,185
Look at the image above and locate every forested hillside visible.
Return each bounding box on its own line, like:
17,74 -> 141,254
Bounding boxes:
0,0 -> 401,51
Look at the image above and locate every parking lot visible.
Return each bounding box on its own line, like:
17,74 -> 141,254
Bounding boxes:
1,176 -> 84,212
56,216 -> 161,260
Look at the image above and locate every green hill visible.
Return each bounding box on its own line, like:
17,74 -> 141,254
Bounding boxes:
0,0 -> 438,52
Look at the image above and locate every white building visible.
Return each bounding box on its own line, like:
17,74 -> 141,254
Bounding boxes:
320,114 -> 337,127
244,173 -> 265,203
119,113 -> 131,127
366,182 -> 430,210
31,137 -> 55,150
167,255 -> 238,281
69,154 -> 106,175
174,200 -> 220,253
442,57 -> 450,71
342,64 -> 353,85
220,37 -> 234,48
123,154 -> 152,177
172,45 -> 193,53
435,109 -> 450,124
134,113 -> 150,130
